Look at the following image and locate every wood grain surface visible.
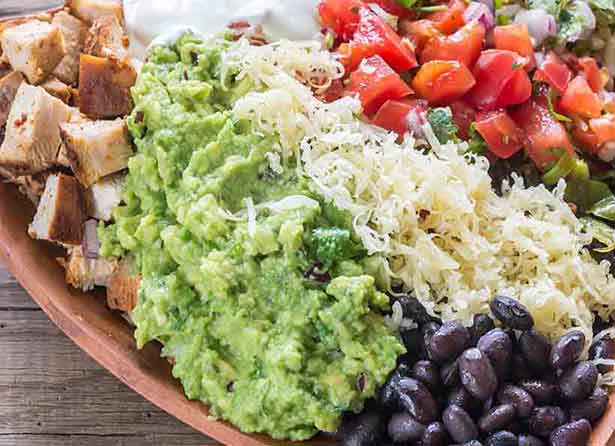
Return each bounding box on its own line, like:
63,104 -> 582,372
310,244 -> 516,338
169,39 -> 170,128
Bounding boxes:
0,264 -> 218,446
0,0 -> 64,17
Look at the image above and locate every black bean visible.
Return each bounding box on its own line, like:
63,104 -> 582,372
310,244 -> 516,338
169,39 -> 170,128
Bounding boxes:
549,419 -> 591,446
442,358 -> 461,387
411,360 -> 441,393
485,430 -> 518,446
568,386 -> 609,423
387,413 -> 425,443
497,385 -> 534,418
378,365 -> 410,411
512,354 -> 534,382
462,441 -> 484,446
482,396 -> 495,414
471,314 -> 496,344
443,405 -> 479,443
459,348 -> 498,401
490,296 -> 534,330
558,361 -> 598,402
549,331 -> 585,370
589,338 -> 615,373
400,328 -> 423,355
339,411 -> 386,446
517,434 -> 544,446
428,321 -> 471,363
396,295 -> 441,325
528,406 -> 568,437
518,329 -> 551,372
421,421 -> 450,446
478,328 -> 513,380
448,386 -> 480,413
478,404 -> 517,433
519,380 -> 556,405
398,378 -> 440,424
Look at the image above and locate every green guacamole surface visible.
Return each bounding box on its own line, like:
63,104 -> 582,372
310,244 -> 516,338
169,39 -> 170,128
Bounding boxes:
99,34 -> 404,440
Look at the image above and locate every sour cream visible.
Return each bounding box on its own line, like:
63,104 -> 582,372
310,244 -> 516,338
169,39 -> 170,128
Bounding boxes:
123,0 -> 322,59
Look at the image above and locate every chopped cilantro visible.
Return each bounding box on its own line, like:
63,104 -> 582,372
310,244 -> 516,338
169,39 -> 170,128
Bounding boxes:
467,122 -> 488,154
395,0 -> 419,8
427,107 -> 459,144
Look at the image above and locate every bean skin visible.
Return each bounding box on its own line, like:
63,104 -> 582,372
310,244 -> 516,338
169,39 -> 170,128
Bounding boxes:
442,358 -> 461,388
549,419 -> 591,446
549,331 -> 585,370
568,386 -> 609,423
518,329 -> 551,372
517,434 -> 544,446
459,348 -> 498,401
428,321 -> 471,363
397,378 -> 440,424
471,314 -> 496,344
519,380 -> 556,405
477,328 -> 513,380
387,413 -> 425,443
443,405 -> 479,443
558,361 -> 598,402
511,354 -> 534,382
421,421 -> 450,446
448,386 -> 480,413
528,406 -> 568,437
340,411 -> 386,446
478,404 -> 517,433
411,360 -> 441,393
490,295 -> 534,330
378,365 -> 410,411
485,431 -> 518,446
497,385 -> 534,418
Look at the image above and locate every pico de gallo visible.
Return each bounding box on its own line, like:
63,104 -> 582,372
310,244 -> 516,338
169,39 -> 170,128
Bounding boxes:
318,0 -> 615,222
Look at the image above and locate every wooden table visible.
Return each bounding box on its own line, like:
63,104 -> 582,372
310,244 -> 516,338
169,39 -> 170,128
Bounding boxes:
0,263 -> 218,446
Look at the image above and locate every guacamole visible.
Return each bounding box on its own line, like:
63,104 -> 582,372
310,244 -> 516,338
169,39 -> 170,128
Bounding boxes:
99,34 -> 404,440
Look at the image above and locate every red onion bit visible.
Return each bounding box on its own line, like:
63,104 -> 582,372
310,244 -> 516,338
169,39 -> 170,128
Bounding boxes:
514,9 -> 557,46
83,219 -> 100,260
464,2 -> 495,31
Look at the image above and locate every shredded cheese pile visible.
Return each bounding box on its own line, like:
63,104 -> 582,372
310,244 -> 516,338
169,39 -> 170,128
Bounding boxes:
223,38 -> 615,370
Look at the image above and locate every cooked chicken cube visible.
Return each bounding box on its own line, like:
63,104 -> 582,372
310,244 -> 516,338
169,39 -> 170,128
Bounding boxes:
0,62 -> 11,79
106,260 -> 140,311
86,173 -> 124,220
0,84 -> 73,175
60,245 -> 118,291
0,71 -> 24,128
85,15 -> 128,60
79,54 -> 136,119
51,11 -> 88,85
41,76 -> 72,104
28,173 -> 85,245
60,118 -> 133,187
0,20 -> 66,84
0,166 -> 50,204
67,0 -> 124,26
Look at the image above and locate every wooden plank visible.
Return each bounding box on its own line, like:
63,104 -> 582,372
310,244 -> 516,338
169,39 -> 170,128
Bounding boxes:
0,0 -> 64,17
0,267 -> 39,309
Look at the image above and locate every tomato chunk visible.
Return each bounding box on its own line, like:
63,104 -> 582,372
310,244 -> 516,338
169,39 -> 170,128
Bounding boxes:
590,115 -> 615,145
318,0 -> 364,41
474,110 -> 524,159
466,49 -> 532,111
449,100 -> 476,140
371,0 -> 415,17
400,19 -> 441,53
533,51 -> 572,94
411,60 -> 476,105
346,55 -> 414,115
578,57 -> 608,93
341,7 -> 418,72
372,99 -> 428,135
493,24 -> 535,70
510,97 -> 576,169
428,0 -> 466,34
560,75 -> 602,119
420,22 -> 485,68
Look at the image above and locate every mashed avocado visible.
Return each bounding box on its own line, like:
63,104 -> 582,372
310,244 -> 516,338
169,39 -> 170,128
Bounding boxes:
99,34 -> 404,440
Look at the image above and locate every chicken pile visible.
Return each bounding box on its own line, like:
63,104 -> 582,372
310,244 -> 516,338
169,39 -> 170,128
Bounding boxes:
0,0 -> 139,312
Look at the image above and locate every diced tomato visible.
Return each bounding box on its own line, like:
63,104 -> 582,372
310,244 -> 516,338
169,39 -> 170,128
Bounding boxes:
560,75 -> 602,119
590,115 -> 615,145
493,24 -> 535,70
510,97 -> 576,169
573,126 -> 601,155
428,0 -> 466,34
450,100 -> 476,140
318,0 -> 364,41
577,57 -> 609,93
420,22 -> 485,68
371,0 -> 415,17
345,55 -> 414,115
466,49 -> 532,111
372,98 -> 428,135
474,110 -> 524,159
411,60 -> 476,105
318,79 -> 345,103
400,19 -> 441,54
533,51 -> 572,94
341,7 -> 418,72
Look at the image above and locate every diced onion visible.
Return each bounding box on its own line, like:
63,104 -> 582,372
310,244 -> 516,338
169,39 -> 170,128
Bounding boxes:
464,2 -> 495,31
514,9 -> 557,47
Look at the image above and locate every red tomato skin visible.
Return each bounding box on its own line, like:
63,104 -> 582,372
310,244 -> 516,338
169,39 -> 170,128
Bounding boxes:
318,79 -> 345,103
533,51 -> 572,94
510,97 -> 576,169
428,0 -> 467,34
318,0 -> 364,41
450,100 -> 476,140
346,55 -> 414,115
493,24 -> 535,70
372,99 -> 428,134
420,22 -> 485,68
560,75 -> 602,119
411,60 -> 476,105
466,50 -> 531,111
590,115 -> 615,145
343,8 -> 418,72
474,110 -> 524,159
577,57 -> 608,93
371,0 -> 415,17
573,126 -> 601,155
400,19 -> 441,53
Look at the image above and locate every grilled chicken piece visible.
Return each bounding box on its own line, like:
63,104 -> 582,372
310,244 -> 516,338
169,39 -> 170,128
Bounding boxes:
28,173 -> 85,245
106,260 -> 140,311
0,84 -> 73,175
67,0 -> 124,26
0,71 -> 24,128
60,118 -> 133,187
85,15 -> 128,60
86,173 -> 124,220
41,76 -> 72,104
60,245 -> 118,291
0,166 -> 51,204
0,20 -> 66,84
51,11 -> 88,85
78,54 -> 136,119
0,63 -> 11,79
